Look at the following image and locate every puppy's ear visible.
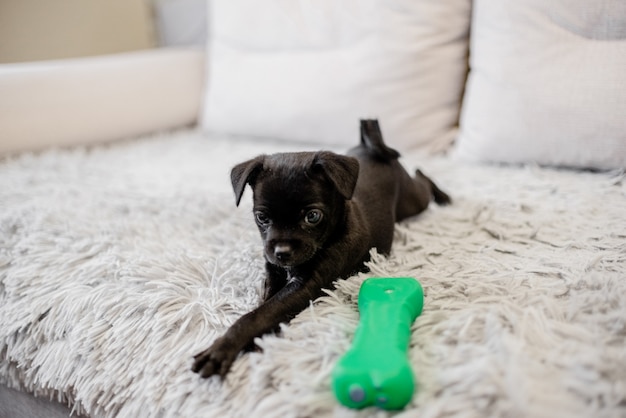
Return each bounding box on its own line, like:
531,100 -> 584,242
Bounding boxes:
313,152 -> 360,200
231,156 -> 264,206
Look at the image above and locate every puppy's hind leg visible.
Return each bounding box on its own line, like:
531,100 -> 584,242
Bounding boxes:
395,168 -> 450,222
415,169 -> 451,206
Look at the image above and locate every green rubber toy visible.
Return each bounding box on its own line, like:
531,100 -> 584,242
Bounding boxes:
332,277 -> 424,410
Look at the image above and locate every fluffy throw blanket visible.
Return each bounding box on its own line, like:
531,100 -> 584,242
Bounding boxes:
1,130 -> 625,418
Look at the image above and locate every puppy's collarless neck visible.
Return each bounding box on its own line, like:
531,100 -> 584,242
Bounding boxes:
286,272 -> 304,286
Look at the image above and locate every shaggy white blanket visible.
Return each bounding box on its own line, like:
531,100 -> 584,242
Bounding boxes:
1,130 -> 625,418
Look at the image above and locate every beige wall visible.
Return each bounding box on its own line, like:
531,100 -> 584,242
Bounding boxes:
0,0 -> 156,63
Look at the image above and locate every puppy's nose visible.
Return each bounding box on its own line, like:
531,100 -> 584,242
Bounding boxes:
274,244 -> 293,262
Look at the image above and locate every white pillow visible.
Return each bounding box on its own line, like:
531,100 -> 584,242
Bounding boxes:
0,48 -> 205,155
453,0 -> 626,170
201,0 -> 471,152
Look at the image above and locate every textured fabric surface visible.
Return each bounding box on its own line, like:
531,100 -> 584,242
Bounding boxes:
1,130 -> 625,417
454,0 -> 626,170
201,0 -> 471,152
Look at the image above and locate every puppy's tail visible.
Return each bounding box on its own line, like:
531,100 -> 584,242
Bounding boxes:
360,119 -> 401,162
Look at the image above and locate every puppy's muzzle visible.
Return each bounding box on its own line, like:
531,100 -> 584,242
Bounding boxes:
273,243 -> 293,263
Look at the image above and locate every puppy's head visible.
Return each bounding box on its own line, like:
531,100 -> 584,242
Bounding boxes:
231,151 -> 359,268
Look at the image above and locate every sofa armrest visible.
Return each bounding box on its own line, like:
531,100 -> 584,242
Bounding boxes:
0,48 -> 205,155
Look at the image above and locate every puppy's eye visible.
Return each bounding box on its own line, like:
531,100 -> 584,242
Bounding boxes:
304,209 -> 323,225
255,211 -> 271,225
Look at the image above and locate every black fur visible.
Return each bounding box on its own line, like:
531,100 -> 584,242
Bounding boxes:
192,119 -> 450,378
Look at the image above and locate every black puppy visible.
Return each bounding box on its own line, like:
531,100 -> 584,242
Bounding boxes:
192,119 -> 450,378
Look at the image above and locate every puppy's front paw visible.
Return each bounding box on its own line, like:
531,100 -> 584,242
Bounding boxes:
192,336 -> 240,378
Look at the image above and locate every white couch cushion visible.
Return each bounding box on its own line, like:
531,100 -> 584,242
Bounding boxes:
0,48 -> 205,155
200,0 -> 471,152
453,0 -> 626,170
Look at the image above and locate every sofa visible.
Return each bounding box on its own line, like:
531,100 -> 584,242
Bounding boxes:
1,1 -> 625,417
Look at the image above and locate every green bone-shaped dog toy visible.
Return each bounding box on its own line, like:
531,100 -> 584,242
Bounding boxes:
332,277 -> 424,410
